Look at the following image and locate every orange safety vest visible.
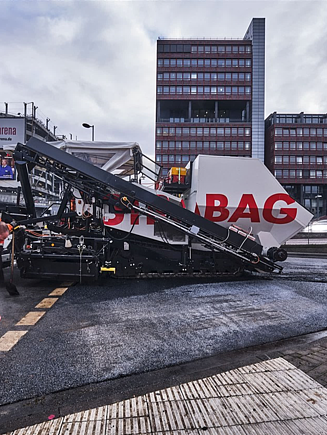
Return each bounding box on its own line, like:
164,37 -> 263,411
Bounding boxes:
0,222 -> 13,246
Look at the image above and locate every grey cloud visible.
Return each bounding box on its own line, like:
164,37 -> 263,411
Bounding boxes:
0,1 -> 326,155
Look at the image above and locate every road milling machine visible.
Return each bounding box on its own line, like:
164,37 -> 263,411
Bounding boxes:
1,137 -> 313,281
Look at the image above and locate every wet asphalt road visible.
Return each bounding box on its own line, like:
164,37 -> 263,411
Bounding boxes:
1,256 -> 327,431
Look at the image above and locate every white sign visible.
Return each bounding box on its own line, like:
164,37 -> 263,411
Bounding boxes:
0,118 -> 25,148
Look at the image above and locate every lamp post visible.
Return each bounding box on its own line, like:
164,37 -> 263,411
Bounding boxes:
82,123 -> 95,141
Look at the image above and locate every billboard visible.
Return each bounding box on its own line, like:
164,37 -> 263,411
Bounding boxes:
0,117 -> 25,147
0,154 -> 15,180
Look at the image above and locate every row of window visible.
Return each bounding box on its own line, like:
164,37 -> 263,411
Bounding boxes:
157,58 -> 252,68
274,116 -> 327,125
275,128 -> 327,137
157,72 -> 252,82
157,85 -> 251,96
157,150 -> 251,164
190,45 -> 251,54
156,141 -> 251,151
157,127 -> 251,137
157,154 -> 195,163
275,155 -> 327,165
274,142 -> 327,151
302,185 -> 323,194
275,169 -> 326,179
157,44 -> 252,54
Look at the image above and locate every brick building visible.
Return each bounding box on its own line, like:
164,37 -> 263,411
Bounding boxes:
265,112 -> 327,217
155,18 -> 265,176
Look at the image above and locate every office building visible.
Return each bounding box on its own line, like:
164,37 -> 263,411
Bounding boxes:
265,112 -> 327,217
155,18 -> 265,176
0,102 -> 60,208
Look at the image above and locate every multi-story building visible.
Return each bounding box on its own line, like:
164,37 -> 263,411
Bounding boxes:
155,18 -> 265,176
265,112 -> 327,217
0,102 -> 61,209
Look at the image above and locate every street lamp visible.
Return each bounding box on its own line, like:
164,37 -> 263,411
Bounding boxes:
82,123 -> 95,141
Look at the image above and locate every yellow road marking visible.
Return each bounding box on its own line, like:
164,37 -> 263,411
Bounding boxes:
35,298 -> 59,309
0,331 -> 28,351
49,287 -> 69,296
16,311 -> 46,326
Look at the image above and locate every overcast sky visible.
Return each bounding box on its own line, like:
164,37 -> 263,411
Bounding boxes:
1,0 -> 326,156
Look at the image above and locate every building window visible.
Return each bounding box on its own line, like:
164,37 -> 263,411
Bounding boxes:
275,156 -> 282,164
275,170 -> 282,178
275,142 -> 282,150
182,141 -> 189,149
